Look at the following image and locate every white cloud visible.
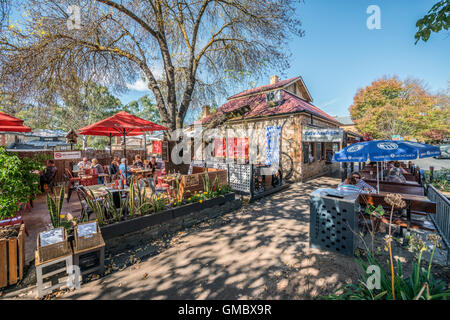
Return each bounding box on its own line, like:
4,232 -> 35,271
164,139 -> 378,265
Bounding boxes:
126,78 -> 150,92
320,98 -> 340,108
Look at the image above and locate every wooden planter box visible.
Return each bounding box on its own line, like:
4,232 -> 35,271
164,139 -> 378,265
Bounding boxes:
180,169 -> 228,198
0,224 -> 25,288
37,227 -> 71,264
101,192 -> 235,241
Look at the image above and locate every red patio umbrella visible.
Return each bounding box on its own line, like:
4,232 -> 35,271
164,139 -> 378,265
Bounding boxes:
78,111 -> 169,159
0,112 -> 32,132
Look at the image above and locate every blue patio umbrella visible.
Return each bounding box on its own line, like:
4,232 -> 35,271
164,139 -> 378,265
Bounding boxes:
332,140 -> 441,193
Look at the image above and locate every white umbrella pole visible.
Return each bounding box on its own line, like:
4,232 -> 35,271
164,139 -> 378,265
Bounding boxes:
377,162 -> 380,194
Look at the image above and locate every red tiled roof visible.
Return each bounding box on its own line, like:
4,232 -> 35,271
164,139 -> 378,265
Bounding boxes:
195,90 -> 340,126
227,77 -> 301,100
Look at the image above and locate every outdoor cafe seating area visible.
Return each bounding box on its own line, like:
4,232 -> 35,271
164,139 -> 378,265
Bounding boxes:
357,162 -> 436,233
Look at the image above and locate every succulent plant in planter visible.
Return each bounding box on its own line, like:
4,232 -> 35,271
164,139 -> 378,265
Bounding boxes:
46,185 -> 65,228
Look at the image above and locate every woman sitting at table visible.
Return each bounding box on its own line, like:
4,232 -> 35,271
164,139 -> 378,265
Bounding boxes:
337,176 -> 363,195
133,155 -> 144,168
351,172 -> 376,194
387,161 -> 407,183
91,158 -> 105,184
110,157 -> 120,176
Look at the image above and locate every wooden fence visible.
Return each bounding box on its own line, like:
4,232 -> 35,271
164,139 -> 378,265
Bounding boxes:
427,184 -> 450,263
10,149 -> 146,184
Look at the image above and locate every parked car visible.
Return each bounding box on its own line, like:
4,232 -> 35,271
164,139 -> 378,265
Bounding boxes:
434,144 -> 450,159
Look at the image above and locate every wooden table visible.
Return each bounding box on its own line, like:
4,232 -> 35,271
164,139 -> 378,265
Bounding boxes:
360,191 -> 436,232
84,184 -> 129,198
84,184 -> 129,208
131,169 -> 154,178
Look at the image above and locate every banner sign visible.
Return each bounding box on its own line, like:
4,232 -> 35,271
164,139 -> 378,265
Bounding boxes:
214,138 -> 227,158
235,138 -> 249,160
302,129 -> 344,142
266,126 -> 281,165
152,140 -> 162,154
53,151 -> 81,160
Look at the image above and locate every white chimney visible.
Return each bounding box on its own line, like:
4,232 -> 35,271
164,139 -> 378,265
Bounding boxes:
270,75 -> 280,84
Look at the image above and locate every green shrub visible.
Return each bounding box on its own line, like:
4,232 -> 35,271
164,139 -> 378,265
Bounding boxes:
0,147 -> 43,219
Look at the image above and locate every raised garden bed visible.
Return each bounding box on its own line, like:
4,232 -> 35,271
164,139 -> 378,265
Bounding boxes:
100,192 -> 235,241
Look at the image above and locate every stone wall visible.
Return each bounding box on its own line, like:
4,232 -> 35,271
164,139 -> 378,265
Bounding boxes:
194,113 -> 341,182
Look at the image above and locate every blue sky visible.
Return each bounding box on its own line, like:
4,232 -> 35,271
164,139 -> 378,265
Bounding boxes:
122,0 -> 450,118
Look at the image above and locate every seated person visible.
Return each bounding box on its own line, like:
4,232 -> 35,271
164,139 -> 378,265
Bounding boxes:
110,157 -> 120,176
133,155 -> 144,168
91,158 -> 105,184
351,172 -> 376,193
40,160 -> 57,192
387,161 -> 407,183
119,158 -> 133,180
337,176 -> 363,195
77,157 -> 92,169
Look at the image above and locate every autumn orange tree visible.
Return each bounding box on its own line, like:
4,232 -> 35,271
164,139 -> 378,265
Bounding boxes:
349,77 -> 449,142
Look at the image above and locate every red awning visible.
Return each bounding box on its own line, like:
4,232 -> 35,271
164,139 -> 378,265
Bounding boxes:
78,111 -> 169,136
0,112 -> 32,132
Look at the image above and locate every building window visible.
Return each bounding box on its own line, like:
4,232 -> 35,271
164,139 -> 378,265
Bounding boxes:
309,142 -> 315,163
303,143 -> 309,164
316,142 -> 322,161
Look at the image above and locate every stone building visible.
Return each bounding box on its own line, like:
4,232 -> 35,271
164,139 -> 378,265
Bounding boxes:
190,75 -> 348,182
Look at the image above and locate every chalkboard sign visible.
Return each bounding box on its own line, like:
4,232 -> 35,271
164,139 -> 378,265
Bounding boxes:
325,150 -> 333,164
161,141 -> 169,161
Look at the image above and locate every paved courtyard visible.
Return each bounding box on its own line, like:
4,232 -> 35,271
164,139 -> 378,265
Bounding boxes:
4,176 -> 449,300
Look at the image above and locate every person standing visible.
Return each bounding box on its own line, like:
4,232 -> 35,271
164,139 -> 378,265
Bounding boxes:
149,156 -> 158,181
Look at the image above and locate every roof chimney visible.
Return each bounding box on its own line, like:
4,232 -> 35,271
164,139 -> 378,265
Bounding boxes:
202,105 -> 211,118
270,75 -> 280,84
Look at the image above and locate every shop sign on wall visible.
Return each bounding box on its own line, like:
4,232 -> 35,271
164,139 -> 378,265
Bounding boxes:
302,129 -> 344,142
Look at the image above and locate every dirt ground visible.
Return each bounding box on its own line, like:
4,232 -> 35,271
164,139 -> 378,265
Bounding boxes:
2,177 -> 449,300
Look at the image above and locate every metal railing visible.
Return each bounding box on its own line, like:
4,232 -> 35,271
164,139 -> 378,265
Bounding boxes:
426,184 -> 450,262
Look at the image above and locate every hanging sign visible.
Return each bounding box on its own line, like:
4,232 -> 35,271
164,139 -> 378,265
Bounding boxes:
54,151 -> 81,160
266,126 -> 281,165
161,141 -> 169,161
152,140 -> 162,154
235,138 -> 249,160
214,138 -> 227,158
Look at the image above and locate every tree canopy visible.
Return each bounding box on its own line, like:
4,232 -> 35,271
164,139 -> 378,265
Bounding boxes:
349,77 -> 449,143
415,0 -> 450,43
0,0 -> 303,131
